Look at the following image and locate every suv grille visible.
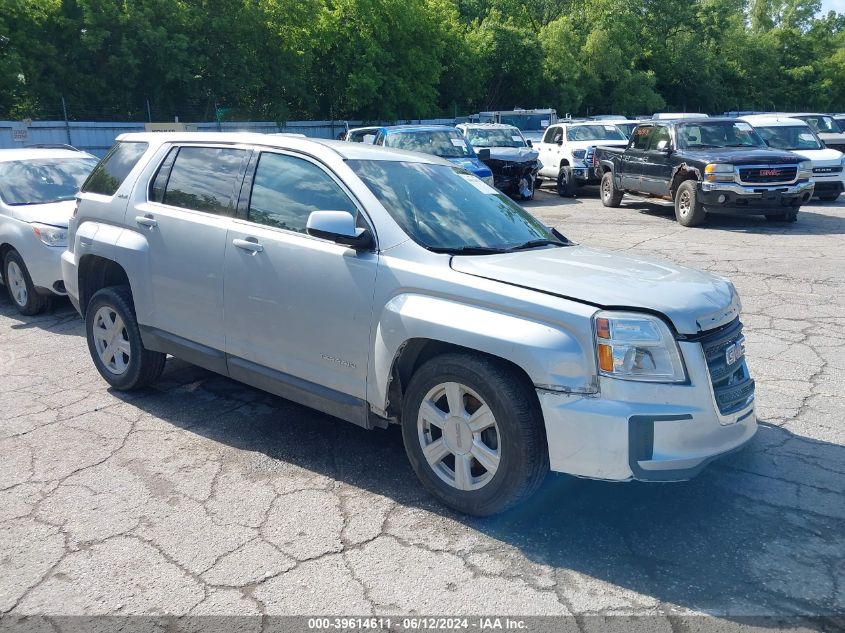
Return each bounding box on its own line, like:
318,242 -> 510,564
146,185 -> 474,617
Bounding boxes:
739,166 -> 797,183
698,319 -> 755,416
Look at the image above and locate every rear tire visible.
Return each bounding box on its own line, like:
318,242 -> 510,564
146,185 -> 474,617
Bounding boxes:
556,166 -> 577,198
674,180 -> 706,227
818,193 -> 840,202
3,250 -> 49,316
85,285 -> 166,390
401,352 -> 549,516
600,171 -> 623,207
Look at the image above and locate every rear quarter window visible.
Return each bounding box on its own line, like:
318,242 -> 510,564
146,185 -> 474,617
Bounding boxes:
81,141 -> 149,196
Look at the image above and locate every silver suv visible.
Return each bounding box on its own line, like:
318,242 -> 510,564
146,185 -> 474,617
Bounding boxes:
63,133 -> 757,515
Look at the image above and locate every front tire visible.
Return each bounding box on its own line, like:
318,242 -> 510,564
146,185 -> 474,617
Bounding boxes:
818,193 -> 840,202
765,212 -> 798,222
85,286 -> 166,390
674,180 -> 706,227
600,171 -> 623,207
401,353 -> 549,516
556,166 -> 577,198
3,250 -> 49,316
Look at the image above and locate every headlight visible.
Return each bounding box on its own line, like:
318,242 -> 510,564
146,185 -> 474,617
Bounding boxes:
572,149 -> 586,160
704,163 -> 734,182
798,160 -> 813,178
593,311 -> 686,383
482,175 -> 495,187
31,223 -> 67,247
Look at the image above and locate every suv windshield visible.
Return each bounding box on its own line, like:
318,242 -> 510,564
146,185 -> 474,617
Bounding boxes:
755,125 -> 823,151
464,128 -> 526,148
797,115 -> 841,134
348,160 -> 556,252
498,115 -> 549,132
384,130 -> 473,159
566,125 -> 626,142
676,121 -> 766,149
0,157 -> 98,205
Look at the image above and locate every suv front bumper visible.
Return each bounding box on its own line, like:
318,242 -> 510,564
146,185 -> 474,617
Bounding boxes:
537,339 -> 757,482
698,180 -> 814,214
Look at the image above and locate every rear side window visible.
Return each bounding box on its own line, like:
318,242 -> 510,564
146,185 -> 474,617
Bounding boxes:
248,152 -> 357,233
81,141 -> 149,196
162,147 -> 248,215
149,147 -> 178,202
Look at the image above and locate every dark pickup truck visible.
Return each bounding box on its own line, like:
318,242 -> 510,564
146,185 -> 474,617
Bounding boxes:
593,118 -> 815,226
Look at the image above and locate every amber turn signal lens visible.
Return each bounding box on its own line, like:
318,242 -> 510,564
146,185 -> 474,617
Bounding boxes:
596,317 -> 610,339
597,343 -> 613,372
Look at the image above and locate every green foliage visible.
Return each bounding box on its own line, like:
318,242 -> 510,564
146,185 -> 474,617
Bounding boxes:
0,0 -> 843,120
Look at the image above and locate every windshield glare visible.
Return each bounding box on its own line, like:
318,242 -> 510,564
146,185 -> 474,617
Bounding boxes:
0,158 -> 98,205
756,125 -> 822,151
465,128 -> 526,148
676,122 -> 766,149
348,160 -> 554,251
384,130 -> 473,159
566,125 -> 626,142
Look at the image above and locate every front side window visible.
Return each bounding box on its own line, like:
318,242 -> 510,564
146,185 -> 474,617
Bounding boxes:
464,128 -> 526,148
348,159 -> 555,252
543,126 -> 562,144
676,121 -> 766,149
248,152 -> 357,233
566,125 -> 626,142
0,157 -> 98,205
648,126 -> 671,150
384,130 -> 473,158
631,126 -> 653,150
755,125 -> 822,151
82,141 -> 148,196
162,146 -> 247,215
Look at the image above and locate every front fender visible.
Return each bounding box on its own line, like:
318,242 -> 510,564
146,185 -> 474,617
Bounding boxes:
369,293 -> 597,412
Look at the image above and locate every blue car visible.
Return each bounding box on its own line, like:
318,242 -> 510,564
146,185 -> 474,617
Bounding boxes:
372,125 -> 495,186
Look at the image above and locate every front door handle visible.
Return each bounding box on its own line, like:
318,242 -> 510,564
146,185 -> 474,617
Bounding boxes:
136,214 -> 157,228
233,238 -> 264,253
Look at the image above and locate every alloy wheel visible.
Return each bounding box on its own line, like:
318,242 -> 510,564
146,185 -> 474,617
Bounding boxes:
6,261 -> 27,307
678,190 -> 692,217
417,381 -> 501,491
92,306 -> 131,375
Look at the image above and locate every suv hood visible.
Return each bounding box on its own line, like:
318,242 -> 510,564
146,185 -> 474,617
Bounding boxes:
451,245 -> 739,335
8,200 -> 76,228
791,148 -> 843,166
446,157 -> 492,177
568,139 -> 627,151
676,147 -> 801,165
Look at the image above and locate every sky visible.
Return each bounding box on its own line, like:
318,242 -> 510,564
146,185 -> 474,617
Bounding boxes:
821,0 -> 845,12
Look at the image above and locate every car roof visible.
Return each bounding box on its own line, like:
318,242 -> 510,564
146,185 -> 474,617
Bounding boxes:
0,147 -> 96,163
740,115 -> 810,127
380,125 -> 459,134
347,127 -> 381,133
458,123 -> 518,129
114,132 -> 448,165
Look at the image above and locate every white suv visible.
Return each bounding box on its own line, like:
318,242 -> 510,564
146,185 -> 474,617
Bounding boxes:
0,147 -> 97,314
63,133 -> 757,515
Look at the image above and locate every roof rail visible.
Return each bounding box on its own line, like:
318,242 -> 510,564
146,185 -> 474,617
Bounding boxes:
23,143 -> 81,151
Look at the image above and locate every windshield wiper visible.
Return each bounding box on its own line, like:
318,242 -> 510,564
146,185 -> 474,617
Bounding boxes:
505,239 -> 568,252
427,245 -> 508,255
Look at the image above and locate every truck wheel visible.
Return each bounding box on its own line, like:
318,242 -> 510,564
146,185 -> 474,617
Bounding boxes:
674,180 -> 706,227
3,250 -> 49,316
401,353 -> 549,516
600,171 -> 623,207
818,193 -> 840,202
85,285 -> 166,390
556,166 -> 577,198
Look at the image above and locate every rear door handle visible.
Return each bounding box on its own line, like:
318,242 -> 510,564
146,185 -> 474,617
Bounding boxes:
135,215 -> 157,228
233,238 -> 264,253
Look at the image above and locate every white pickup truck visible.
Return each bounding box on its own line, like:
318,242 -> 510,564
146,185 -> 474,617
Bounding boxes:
537,122 -> 629,196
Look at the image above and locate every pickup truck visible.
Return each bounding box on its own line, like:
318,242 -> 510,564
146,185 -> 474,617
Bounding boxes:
537,122 -> 629,196
594,118 -> 815,226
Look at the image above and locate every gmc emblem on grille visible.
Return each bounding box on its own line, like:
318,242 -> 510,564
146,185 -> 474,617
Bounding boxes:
759,169 -> 781,177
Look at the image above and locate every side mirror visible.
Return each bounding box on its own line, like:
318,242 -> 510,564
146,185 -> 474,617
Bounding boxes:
306,211 -> 373,250
556,138 -> 563,146
477,148 -> 491,160
525,139 -> 533,148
